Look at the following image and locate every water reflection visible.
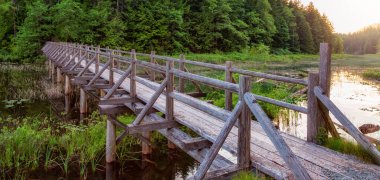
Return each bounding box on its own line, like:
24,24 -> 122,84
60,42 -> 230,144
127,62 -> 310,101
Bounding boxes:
278,69 -> 380,140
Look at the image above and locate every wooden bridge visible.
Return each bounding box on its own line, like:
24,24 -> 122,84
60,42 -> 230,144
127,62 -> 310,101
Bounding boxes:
42,42 -> 380,179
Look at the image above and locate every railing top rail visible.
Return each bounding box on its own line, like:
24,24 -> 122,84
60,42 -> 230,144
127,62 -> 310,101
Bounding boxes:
51,41 -> 307,85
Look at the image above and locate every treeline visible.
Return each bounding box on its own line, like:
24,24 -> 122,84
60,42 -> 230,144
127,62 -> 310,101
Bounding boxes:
340,24 -> 380,54
0,0 -> 340,62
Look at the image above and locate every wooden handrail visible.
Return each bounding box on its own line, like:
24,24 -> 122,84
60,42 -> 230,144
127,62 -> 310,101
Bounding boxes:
314,86 -> 380,164
244,92 -> 311,180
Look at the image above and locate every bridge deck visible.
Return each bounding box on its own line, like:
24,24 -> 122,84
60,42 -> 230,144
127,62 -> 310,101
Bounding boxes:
82,61 -> 380,179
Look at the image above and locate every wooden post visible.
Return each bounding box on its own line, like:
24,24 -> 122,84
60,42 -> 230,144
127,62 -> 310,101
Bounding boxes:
96,46 -> 100,74
51,64 -> 55,83
116,47 -> 121,69
149,51 -> 155,81
106,115 -> 116,163
130,49 -> 137,98
80,88 -> 87,114
64,75 -> 72,95
238,75 -> 251,168
166,60 -> 176,149
142,132 -> 152,155
225,61 -> 233,111
48,59 -> 52,79
57,68 -> 63,83
109,50 -> 114,86
178,54 -> 185,93
319,43 -> 339,138
307,72 -> 320,142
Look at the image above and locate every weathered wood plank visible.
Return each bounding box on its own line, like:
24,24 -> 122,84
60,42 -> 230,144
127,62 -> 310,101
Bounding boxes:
99,97 -> 137,105
182,137 -> 212,151
127,121 -> 179,134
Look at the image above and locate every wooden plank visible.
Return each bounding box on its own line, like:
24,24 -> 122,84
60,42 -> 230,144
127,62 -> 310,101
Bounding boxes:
319,43 -> 340,138
127,121 -> 179,134
225,61 -> 233,111
182,137 -> 212,151
244,93 -> 311,180
314,86 -> 380,164
194,102 -> 243,179
238,76 -> 251,168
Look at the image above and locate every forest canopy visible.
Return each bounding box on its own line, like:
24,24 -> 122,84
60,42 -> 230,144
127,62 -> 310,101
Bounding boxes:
0,0 -> 339,62
339,24 -> 380,55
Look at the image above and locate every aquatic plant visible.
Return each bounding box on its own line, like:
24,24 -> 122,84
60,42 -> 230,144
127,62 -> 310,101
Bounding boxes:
362,69 -> 380,80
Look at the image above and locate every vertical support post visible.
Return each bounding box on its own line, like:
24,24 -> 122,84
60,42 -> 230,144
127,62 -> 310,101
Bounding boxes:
307,72 -> 320,142
64,75 -> 72,95
149,51 -> 156,81
48,59 -> 52,79
116,48 -> 121,69
225,61 -> 233,111
130,49 -> 137,98
51,64 -> 55,83
109,50 -> 114,86
142,131 -> 152,155
96,46 -> 100,74
238,75 -> 251,168
319,43 -> 339,138
57,68 -> 63,83
178,54 -> 185,93
80,88 -> 87,114
106,115 -> 116,163
166,60 -> 176,149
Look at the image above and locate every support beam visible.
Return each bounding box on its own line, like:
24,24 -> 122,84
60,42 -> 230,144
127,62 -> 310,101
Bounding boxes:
142,132 -> 152,155
80,88 -> 88,114
307,72 -> 320,143
64,75 -> 72,95
106,115 -> 116,163
99,97 -> 136,105
182,137 -> 211,151
57,68 -> 63,83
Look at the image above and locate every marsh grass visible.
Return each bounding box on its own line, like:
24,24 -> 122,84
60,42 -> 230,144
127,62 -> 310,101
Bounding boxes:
0,111 -> 142,178
322,137 -> 380,163
362,69 -> 380,80
0,63 -> 47,101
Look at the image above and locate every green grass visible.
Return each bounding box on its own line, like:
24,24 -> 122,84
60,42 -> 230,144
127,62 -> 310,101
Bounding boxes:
362,69 -> 380,80
322,138 -> 380,163
0,111 -> 140,178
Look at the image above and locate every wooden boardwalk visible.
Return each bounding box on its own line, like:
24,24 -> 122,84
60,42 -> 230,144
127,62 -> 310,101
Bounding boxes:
43,42 -> 380,179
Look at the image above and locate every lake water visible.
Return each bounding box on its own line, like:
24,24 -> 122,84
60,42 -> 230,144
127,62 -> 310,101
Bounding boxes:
278,69 -> 380,141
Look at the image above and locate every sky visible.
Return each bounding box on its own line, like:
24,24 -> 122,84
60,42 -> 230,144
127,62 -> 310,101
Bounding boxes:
299,0 -> 380,33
